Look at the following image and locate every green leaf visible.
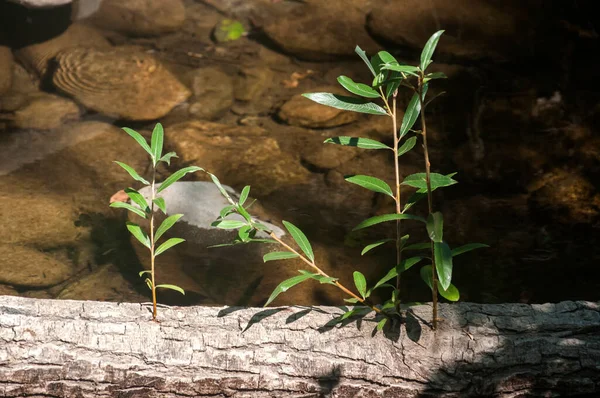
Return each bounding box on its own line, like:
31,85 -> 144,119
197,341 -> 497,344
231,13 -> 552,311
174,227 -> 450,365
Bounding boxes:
373,267 -> 397,291
265,273 -> 314,307
263,251 -> 299,262
381,63 -> 420,76
159,152 -> 178,166
385,71 -> 403,99
302,93 -> 388,116
138,270 -> 151,277
150,123 -> 164,165
355,45 -> 377,77
344,297 -> 360,304
353,271 -> 367,299
126,221 -> 150,248
124,188 -> 149,214
402,172 -> 458,191
399,86 -> 428,139
397,256 -> 425,273
402,242 -> 431,251
113,161 -> 149,185
153,198 -> 166,214
219,205 -> 236,219
353,213 -> 426,231
361,238 -> 394,255
376,318 -> 388,331
155,237 -> 185,256
420,30 -> 444,71
324,136 -> 391,150
237,225 -> 253,242
375,51 -> 397,66
434,241 -> 453,291
397,137 -> 417,157
426,212 -> 444,243
298,270 -> 338,285
145,278 -> 153,290
420,265 -> 459,301
209,173 -> 235,205
452,243 -> 489,257
155,284 -> 185,295
110,201 -> 147,219
122,127 -> 153,160
155,214 -> 184,242
157,166 -> 203,193
239,185 -> 251,206
211,220 -> 247,229
345,175 -> 394,198
282,221 -> 314,262
337,76 -> 380,98
424,72 -> 447,83
236,205 -> 252,223
403,192 -> 426,212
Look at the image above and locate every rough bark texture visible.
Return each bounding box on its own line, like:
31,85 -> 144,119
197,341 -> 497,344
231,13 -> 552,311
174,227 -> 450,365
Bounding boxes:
0,296 -> 599,397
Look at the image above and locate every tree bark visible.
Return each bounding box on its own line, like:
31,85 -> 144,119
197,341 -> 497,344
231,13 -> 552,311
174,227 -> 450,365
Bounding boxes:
0,296 -> 599,397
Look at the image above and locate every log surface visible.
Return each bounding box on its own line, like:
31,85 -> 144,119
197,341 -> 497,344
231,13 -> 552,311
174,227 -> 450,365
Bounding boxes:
0,296 -> 599,397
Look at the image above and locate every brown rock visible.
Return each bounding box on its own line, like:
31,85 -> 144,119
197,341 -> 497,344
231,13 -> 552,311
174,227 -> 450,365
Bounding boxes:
52,47 -> 191,120
9,62 -> 40,94
88,0 -> 186,37
0,245 -> 73,288
185,67 -> 233,120
0,284 -> 18,296
278,86 -> 360,128
7,93 -> 80,130
15,23 -> 110,76
168,120 -> 310,196
0,45 -> 13,95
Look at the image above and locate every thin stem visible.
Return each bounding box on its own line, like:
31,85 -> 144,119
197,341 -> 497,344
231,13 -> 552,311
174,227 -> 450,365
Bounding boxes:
391,93 -> 403,294
150,167 -> 157,321
418,78 -> 438,330
268,232 -> 382,314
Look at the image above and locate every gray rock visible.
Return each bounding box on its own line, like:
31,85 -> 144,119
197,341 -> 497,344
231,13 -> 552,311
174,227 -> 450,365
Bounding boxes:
6,0 -> 72,8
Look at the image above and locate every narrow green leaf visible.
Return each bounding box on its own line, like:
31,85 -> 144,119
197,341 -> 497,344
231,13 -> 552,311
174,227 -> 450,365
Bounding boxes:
237,225 -> 253,242
353,213 -> 426,231
424,72 -> 447,83
355,45 -> 377,77
302,93 -> 388,116
345,175 -> 394,198
219,205 -> 236,219
249,238 -> 278,244
159,152 -> 178,166
381,63 -> 420,76
211,220 -> 247,229
239,185 -> 251,206
361,238 -> 394,255
324,136 -> 391,150
153,198 -> 166,214
402,172 -> 458,191
236,205 -> 252,223
155,214 -> 184,242
376,318 -> 388,331
155,284 -> 185,295
263,251 -> 299,262
110,201 -> 147,219
426,212 -> 444,243
113,161 -> 149,185
420,30 -> 444,71
265,273 -> 314,307
150,123 -> 164,165
353,271 -> 367,299
344,297 -> 360,304
399,86 -> 428,138
402,242 -> 431,251
385,71 -> 403,99
298,270 -> 338,285
157,166 -> 204,193
209,173 -> 235,205
452,243 -> 489,257
373,267 -> 397,291
434,241 -> 453,291
376,51 -> 397,66
397,256 -> 425,273
139,270 -> 151,277
124,188 -> 149,214
145,278 -> 153,289
397,137 -> 417,157
122,127 -> 153,159
155,237 -> 185,256
282,221 -> 314,262
337,76 -> 380,98
126,221 -> 150,248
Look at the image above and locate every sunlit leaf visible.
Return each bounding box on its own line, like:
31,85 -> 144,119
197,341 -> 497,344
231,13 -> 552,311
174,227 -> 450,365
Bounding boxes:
155,237 -> 185,256
110,201 -> 147,219
324,136 -> 391,150
355,45 -> 377,77
402,172 -> 458,191
122,127 -> 152,160
236,205 -> 252,223
361,238 -> 394,255
396,256 -> 425,273
420,30 -> 444,71
219,205 -> 236,219
153,198 -> 166,214
344,297 -> 360,304
126,221 -> 150,248
139,270 -> 151,277
426,212 -> 444,243
298,270 -> 338,285
150,123 -> 164,165
209,172 -> 235,205
421,265 -> 460,301
211,219 -> 247,229
155,284 -> 185,295
155,214 -> 184,242
264,273 -> 314,306
376,318 -> 388,331
353,271 -> 367,299
237,225 -> 253,242
114,161 -> 149,185
263,251 -> 299,262
302,93 -> 388,116
345,175 -> 394,198
434,241 -> 453,291
381,63 -> 420,76
375,51 -> 397,66
145,278 -> 153,290
157,166 -> 204,193
125,188 -> 149,214
283,220 -> 314,262
337,76 -> 380,98
159,152 -> 178,166
353,213 -> 426,231
373,267 -> 397,291
239,185 -> 251,206
397,137 -> 417,157
452,243 -> 489,257
399,85 -> 428,138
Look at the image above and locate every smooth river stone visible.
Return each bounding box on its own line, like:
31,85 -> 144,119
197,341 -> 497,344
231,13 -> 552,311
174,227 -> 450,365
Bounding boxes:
0,245 -> 72,288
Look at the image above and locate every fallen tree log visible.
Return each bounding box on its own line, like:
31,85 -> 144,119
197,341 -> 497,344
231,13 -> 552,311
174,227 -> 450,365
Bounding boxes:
0,296 -> 599,397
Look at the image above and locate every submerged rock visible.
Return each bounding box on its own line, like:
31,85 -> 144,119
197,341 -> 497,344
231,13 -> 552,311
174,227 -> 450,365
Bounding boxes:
0,46 -> 12,95
0,244 -> 73,288
185,67 -> 233,121
52,47 -> 190,120
5,93 -> 80,130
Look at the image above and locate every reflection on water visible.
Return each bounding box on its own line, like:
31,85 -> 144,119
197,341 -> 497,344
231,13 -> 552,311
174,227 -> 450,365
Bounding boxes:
0,0 -> 599,306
